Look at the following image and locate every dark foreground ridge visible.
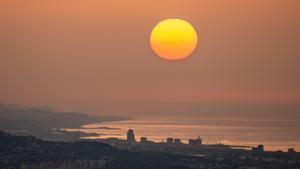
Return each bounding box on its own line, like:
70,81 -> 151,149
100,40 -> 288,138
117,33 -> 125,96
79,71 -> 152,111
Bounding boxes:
1,131 -> 299,169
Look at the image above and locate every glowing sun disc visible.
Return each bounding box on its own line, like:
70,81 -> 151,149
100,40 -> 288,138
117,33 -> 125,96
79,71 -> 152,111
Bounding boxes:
150,19 -> 198,60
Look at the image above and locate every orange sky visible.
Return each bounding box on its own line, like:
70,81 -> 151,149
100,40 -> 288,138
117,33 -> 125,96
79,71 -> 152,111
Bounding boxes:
0,0 -> 299,115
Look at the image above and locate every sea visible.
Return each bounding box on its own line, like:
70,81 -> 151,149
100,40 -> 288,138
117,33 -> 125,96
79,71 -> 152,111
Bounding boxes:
66,115 -> 300,152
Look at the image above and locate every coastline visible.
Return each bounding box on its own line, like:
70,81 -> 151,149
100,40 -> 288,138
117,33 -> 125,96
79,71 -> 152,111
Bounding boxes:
72,118 -> 300,152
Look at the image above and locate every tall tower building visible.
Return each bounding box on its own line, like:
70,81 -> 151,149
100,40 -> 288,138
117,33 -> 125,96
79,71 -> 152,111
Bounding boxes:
127,129 -> 136,143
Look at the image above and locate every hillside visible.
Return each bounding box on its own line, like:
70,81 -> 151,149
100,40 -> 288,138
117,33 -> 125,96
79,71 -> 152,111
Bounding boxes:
0,103 -> 130,130
0,131 -> 201,169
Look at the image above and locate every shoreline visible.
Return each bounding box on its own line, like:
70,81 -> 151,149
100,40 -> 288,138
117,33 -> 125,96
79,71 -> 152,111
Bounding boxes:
73,118 -> 300,152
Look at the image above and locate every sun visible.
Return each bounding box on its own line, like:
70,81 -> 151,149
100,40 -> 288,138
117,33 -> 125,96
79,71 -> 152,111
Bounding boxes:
150,19 -> 198,61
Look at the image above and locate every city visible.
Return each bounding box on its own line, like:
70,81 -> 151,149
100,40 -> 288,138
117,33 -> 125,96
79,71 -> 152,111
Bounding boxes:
1,130 -> 299,169
96,129 -> 298,157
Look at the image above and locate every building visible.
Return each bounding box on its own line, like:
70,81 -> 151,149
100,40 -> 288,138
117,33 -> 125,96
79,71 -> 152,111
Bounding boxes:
166,138 -> 174,144
166,138 -> 182,145
288,148 -> 296,154
127,129 -> 136,143
140,137 -> 147,143
257,144 -> 264,152
188,137 -> 202,146
174,138 -> 182,144
252,144 -> 264,153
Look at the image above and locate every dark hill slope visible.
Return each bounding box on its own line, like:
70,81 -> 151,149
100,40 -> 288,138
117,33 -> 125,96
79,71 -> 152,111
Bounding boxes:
0,103 -> 130,130
0,132 -> 199,169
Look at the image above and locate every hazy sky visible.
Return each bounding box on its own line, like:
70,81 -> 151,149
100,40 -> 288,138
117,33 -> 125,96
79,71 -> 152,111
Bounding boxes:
0,0 -> 299,116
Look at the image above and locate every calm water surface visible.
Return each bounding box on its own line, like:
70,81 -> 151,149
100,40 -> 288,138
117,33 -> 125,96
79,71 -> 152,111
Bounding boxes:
67,116 -> 300,151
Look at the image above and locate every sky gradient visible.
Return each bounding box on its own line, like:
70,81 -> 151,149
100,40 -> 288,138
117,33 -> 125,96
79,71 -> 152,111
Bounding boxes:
0,0 -> 299,116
